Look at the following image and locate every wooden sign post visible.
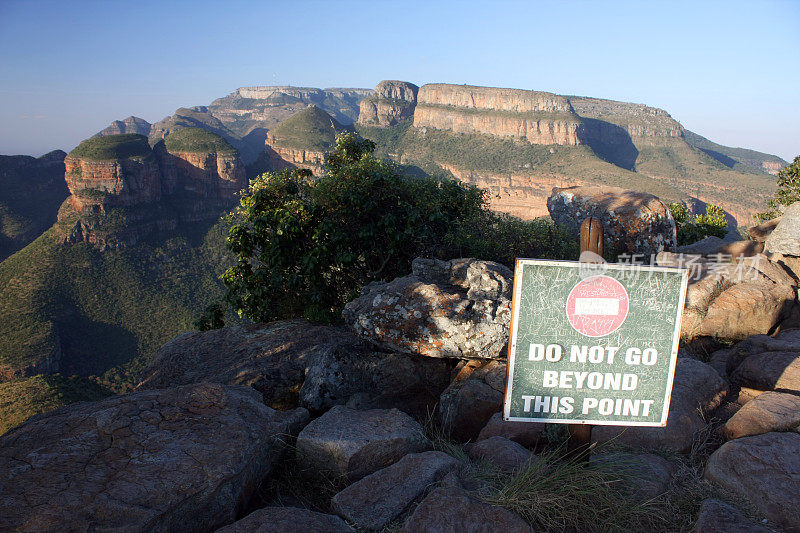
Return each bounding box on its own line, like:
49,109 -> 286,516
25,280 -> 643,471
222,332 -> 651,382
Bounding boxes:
502,218 -> 689,458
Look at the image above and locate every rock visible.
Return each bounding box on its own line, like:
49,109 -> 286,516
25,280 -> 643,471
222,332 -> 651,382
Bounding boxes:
137,320 -> 363,410
465,436 -> 534,473
730,351 -> 800,392
215,507 -> 352,533
296,405 -> 430,481
590,452 -> 677,501
401,485 -> 531,533
708,348 -> 731,378
0,383 -> 307,532
343,257 -> 513,360
726,329 -> 800,375
694,499 -> 771,533
330,451 -> 459,530
678,236 -> 762,257
678,236 -> 725,255
95,116 -> 153,137
724,391 -> 800,438
680,254 -> 797,341
299,346 -> 454,417
477,412 -> 545,447
439,360 -> 507,441
704,432 -> 800,531
765,201 -> 800,257
547,185 -> 677,257
749,217 -> 781,242
593,358 -> 727,452
358,81 -> 419,127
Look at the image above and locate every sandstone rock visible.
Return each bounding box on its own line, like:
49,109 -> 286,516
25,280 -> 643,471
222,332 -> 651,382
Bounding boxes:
593,358 -> 727,452
465,436 -> 534,473
401,485 -> 531,533
358,81 -> 419,127
678,236 -> 762,257
0,383 -> 307,532
215,507 -> 352,533
749,217 -> 781,243
547,185 -> 677,257
95,116 -> 152,137
296,405 -> 430,481
729,351 -> 800,392
439,360 -> 507,441
330,451 -> 459,530
765,201 -> 800,257
725,329 -> 800,375
704,432 -> 800,531
299,346 -> 454,417
724,391 -> 800,438
694,499 -> 771,533
343,257 -> 513,360
137,320 -> 363,410
590,452 -> 677,501
477,412 -> 545,447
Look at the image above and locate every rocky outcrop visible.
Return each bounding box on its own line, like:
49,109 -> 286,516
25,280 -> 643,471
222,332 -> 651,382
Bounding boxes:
704,432 -> 800,531
262,136 -> 326,173
694,499 -> 772,533
162,150 -> 246,198
414,84 -> 583,146
358,80 -> 419,127
94,116 -> 152,137
217,508 -> 352,533
343,257 -> 513,360
0,382 -> 309,532
568,97 -> 685,138
765,201 -> 800,280
724,391 -> 800,439
438,360 -> 507,441
547,185 -> 677,257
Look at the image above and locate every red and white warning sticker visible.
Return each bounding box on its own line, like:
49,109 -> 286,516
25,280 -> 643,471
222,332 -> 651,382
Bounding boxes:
566,275 -> 629,337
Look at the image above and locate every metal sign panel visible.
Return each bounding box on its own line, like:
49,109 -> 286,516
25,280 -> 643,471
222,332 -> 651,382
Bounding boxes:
503,259 -> 688,427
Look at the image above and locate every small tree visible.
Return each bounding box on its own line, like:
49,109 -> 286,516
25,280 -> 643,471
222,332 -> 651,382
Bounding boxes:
669,203 -> 728,245
755,155 -> 800,221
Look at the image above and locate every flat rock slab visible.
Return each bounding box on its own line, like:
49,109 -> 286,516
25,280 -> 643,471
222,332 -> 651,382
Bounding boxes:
296,405 -> 430,481
593,358 -> 726,452
704,432 -> 800,531
401,485 -> 531,532
725,391 -> 800,439
477,412 -> 545,447
694,499 -> 771,533
343,257 -> 513,360
331,451 -> 460,530
0,383 -> 308,532
137,319 -> 364,409
465,436 -> 534,473
215,507 -> 352,532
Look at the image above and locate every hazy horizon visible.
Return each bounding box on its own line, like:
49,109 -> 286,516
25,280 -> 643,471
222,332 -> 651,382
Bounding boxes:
1,0 -> 798,161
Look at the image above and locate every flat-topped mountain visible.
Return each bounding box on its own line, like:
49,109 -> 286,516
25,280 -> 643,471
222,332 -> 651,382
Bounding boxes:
261,106 -> 347,174
358,81 -> 419,127
94,116 -> 152,137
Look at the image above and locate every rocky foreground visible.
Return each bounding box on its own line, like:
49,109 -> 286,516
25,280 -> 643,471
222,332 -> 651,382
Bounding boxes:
2,189 -> 799,532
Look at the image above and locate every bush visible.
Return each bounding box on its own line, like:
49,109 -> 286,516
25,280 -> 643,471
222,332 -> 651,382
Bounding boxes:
669,203 -> 728,245
221,133 -> 576,323
755,155 -> 799,221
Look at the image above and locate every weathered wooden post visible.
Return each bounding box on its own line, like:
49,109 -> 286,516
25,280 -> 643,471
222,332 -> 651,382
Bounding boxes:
566,217 -> 604,458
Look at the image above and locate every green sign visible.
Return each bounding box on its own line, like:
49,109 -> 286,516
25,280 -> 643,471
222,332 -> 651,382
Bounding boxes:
503,259 -> 688,427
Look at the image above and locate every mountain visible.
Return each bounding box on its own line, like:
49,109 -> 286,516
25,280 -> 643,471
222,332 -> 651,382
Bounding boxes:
683,129 -> 787,175
94,116 -> 152,137
0,150 -> 69,261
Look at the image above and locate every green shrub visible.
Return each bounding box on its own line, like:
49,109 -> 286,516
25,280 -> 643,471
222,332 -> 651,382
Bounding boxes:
163,127 -> 237,155
669,203 -> 728,245
221,132 -> 577,324
755,155 -> 799,221
69,134 -> 152,161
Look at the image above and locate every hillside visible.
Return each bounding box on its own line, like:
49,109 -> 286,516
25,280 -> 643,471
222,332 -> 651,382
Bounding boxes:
94,116 -> 152,138
683,129 -> 787,174
69,133 -> 152,161
0,150 -> 70,261
163,126 -> 238,155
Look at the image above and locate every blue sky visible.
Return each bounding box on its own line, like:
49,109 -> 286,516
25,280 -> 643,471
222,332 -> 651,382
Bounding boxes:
1,0 -> 798,160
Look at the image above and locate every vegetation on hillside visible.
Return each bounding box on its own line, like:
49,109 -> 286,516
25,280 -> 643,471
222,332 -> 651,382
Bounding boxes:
163,127 -> 238,155
69,133 -> 152,161
669,203 -> 728,245
221,132 -> 577,324
755,155 -> 800,221
0,374 -> 111,435
683,130 -> 787,173
268,106 -> 347,151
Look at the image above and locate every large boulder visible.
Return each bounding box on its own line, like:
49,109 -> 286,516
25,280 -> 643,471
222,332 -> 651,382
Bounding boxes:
589,452 -> 677,501
476,412 -> 545,447
401,485 -> 531,533
725,329 -> 800,376
694,499 -> 771,533
137,320 -> 363,409
673,254 -> 797,341
765,201 -> 800,257
343,257 -> 513,360
704,432 -> 800,531
330,451 -> 459,530
547,185 -> 677,257
465,436 -> 536,473
0,383 -> 308,532
215,507 -> 352,533
729,351 -> 800,392
296,405 -> 430,481
724,391 -> 800,439
438,360 -> 507,441
593,358 -> 727,452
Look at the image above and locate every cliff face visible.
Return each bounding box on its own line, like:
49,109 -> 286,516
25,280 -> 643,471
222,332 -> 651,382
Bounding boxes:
164,151 -> 246,199
358,81 -> 419,127
263,133 -> 326,174
568,97 -> 684,138
413,84 -> 583,146
64,153 -> 161,213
